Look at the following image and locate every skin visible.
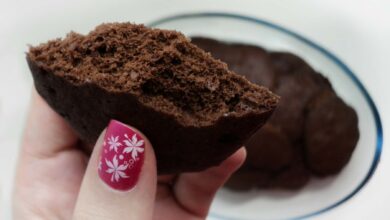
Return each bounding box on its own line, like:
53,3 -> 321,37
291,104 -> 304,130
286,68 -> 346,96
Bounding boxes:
13,90 -> 246,220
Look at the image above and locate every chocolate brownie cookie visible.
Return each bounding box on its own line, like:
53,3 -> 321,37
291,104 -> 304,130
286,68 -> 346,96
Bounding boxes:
27,23 -> 279,174
271,163 -> 311,190
304,90 -> 359,176
268,52 -> 332,142
246,124 -> 294,171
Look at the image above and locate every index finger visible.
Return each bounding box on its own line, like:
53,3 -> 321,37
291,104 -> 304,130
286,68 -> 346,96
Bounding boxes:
21,89 -> 79,158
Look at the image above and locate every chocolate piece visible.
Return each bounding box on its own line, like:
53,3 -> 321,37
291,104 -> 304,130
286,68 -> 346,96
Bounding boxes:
27,23 -> 279,174
268,52 -> 332,142
304,90 -> 359,176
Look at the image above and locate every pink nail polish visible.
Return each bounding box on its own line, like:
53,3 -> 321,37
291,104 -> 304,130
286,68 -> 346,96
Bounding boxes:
98,120 -> 145,191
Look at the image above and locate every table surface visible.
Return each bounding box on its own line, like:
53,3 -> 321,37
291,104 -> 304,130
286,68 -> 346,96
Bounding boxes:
1,0 -> 389,219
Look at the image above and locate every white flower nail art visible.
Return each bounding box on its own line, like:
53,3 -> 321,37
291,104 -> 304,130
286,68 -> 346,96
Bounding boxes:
105,155 -> 129,182
123,134 -> 145,160
107,135 -> 122,152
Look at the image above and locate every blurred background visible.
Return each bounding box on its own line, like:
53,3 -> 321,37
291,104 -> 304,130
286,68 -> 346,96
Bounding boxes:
0,0 -> 389,219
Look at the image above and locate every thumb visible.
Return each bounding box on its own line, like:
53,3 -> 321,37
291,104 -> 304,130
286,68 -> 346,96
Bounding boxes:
73,120 -> 157,220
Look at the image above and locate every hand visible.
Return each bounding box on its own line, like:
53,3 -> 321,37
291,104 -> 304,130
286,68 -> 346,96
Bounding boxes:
13,90 -> 246,220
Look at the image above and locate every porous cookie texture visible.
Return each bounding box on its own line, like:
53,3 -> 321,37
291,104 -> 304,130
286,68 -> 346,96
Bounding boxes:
27,23 -> 278,174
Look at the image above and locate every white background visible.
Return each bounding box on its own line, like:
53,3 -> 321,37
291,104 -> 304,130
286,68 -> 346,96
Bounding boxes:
0,0 -> 389,219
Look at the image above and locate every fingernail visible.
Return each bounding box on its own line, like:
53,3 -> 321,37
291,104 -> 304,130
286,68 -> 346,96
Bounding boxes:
98,120 -> 145,191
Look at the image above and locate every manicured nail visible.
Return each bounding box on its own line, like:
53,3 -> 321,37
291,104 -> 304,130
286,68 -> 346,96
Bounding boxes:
98,120 -> 145,191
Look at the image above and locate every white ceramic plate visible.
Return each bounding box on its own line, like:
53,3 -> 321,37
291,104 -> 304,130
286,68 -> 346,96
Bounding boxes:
150,13 -> 383,220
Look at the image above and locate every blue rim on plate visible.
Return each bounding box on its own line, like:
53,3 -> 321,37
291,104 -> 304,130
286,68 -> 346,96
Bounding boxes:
148,12 -> 383,220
